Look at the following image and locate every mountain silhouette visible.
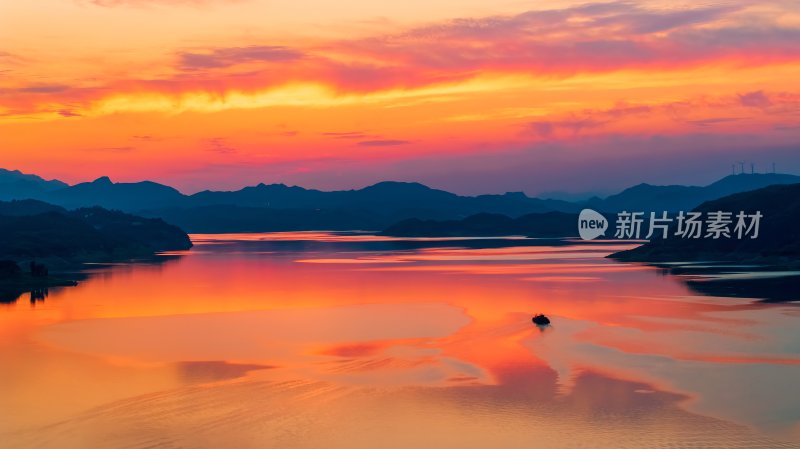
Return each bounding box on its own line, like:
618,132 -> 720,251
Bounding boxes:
0,168 -> 68,201
44,176 -> 185,211
0,200 -> 192,262
186,183 -> 326,209
154,183 -> 580,232
0,199 -> 66,216
610,183 -> 800,263
587,173 -> 800,212
183,181 -> 575,215
1,168 -> 797,232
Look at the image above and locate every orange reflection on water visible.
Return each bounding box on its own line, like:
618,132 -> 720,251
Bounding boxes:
1,233 -> 799,448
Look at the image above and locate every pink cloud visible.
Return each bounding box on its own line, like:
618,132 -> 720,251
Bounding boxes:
357,139 -> 411,147
738,91 -> 772,108
178,46 -> 304,70
4,2 -> 800,114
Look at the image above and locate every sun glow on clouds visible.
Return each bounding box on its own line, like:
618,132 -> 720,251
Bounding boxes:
1,0 -> 799,192
87,76 -> 530,116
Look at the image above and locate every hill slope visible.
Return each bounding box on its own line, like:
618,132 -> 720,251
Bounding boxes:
588,173 -> 800,213
1,168 -> 798,232
609,183 -> 800,263
0,201 -> 192,262
45,176 -> 186,211
0,169 -> 68,201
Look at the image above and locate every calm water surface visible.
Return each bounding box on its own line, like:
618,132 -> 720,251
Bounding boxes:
1,232 -> 799,448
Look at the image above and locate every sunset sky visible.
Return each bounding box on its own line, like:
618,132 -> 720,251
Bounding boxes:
1,0 -> 799,195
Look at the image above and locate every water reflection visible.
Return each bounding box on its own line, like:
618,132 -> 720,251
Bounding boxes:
1,232 -> 799,448
29,288 -> 48,304
648,262 -> 800,302
0,287 -> 51,305
0,254 -> 183,306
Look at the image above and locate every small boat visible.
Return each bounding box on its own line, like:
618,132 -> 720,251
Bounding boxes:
532,314 -> 551,326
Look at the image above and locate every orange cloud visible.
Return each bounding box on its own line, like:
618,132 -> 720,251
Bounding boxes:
1,0 -> 799,193
3,1 -> 800,120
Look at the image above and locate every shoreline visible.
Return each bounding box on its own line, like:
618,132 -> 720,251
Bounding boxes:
0,274 -> 79,304
0,252 -> 185,304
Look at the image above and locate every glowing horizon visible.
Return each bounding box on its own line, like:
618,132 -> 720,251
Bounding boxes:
1,0 -> 799,194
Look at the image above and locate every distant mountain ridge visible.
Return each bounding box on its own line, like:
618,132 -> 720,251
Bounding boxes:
1,168 -> 798,232
586,173 -> 800,212
47,176 -> 185,211
182,181 -> 577,215
0,168 -> 68,201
